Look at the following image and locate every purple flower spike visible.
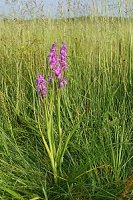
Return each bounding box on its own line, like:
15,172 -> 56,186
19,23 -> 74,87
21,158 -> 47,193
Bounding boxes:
59,78 -> 67,88
60,42 -> 67,70
47,42 -> 68,89
48,43 -> 58,70
36,74 -> 47,98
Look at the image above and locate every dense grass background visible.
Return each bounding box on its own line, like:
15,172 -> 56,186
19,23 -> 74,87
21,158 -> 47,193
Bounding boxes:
0,15 -> 133,199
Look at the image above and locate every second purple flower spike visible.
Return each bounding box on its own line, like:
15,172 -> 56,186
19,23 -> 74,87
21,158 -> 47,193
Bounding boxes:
60,42 -> 67,70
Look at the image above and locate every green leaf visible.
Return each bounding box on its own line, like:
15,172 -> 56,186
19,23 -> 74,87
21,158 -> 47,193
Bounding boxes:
1,187 -> 24,200
57,114 -> 83,168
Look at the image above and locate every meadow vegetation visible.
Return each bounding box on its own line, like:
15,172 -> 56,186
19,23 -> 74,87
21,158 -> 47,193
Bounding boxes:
0,15 -> 133,199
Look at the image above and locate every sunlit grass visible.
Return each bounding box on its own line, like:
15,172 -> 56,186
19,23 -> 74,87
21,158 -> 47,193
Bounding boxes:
0,15 -> 132,199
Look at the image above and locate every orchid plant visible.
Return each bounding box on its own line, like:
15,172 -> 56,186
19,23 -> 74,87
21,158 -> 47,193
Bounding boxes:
35,43 -> 80,183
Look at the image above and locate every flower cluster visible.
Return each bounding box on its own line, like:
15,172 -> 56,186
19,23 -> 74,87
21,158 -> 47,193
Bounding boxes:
60,43 -> 67,70
48,43 -> 58,70
36,42 -> 68,98
48,42 -> 67,88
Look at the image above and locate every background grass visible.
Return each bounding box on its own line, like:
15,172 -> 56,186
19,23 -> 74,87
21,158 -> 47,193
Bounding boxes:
0,15 -> 133,199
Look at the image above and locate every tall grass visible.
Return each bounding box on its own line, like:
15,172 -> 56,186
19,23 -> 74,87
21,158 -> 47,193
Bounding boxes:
0,14 -> 133,199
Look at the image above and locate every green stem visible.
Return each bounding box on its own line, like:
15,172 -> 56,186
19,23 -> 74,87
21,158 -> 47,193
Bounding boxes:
56,89 -> 63,174
38,116 -> 57,183
57,89 -> 62,139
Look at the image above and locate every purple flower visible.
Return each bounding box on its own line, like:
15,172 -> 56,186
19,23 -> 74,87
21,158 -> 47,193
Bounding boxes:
54,65 -> 62,79
59,78 -> 67,88
36,74 -> 47,98
48,43 -> 58,70
60,42 -> 67,70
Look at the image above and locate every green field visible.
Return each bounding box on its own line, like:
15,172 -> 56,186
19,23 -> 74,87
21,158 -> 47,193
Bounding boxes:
0,16 -> 133,199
